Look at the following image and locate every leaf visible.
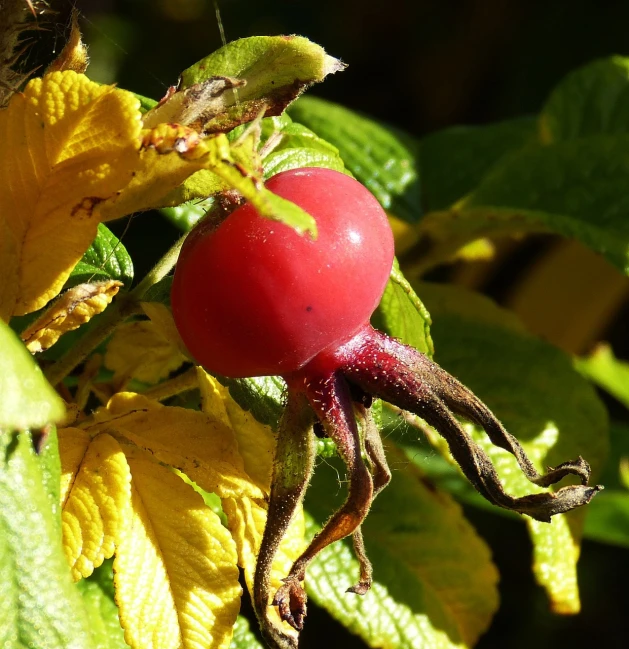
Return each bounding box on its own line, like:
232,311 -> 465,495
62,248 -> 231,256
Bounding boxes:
163,36 -> 345,134
304,442 -> 499,648
77,562 -> 129,649
230,616 -> 264,649
575,343 -> 629,409
69,224 -> 134,287
0,430 -> 94,649
222,497 -> 304,643
21,280 -> 122,353
262,146 -> 346,179
104,319 -> 187,384
413,282 -> 609,613
289,96 -> 421,223
418,116 -> 537,211
457,135 -> 629,274
0,319 -> 65,430
371,258 -> 434,357
140,300 -> 190,357
114,446 -> 241,649
87,392 -> 263,499
217,375 -> 286,431
197,370 -> 275,492
0,71 -> 142,318
58,428 -> 133,580
540,57 -> 629,142
160,197 -> 214,232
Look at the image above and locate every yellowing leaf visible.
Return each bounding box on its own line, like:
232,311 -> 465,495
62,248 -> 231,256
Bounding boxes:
104,319 -> 187,384
141,301 -> 191,357
195,373 -> 304,638
21,280 -> 122,353
198,369 -> 275,492
46,10 -> 89,74
222,497 -> 305,641
0,71 -> 142,319
58,428 -> 132,580
87,392 -> 263,499
114,446 -> 241,649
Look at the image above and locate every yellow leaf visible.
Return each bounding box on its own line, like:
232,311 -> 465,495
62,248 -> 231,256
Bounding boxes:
197,369 -> 275,493
0,71 -> 142,319
115,446 -> 241,649
58,428 -> 132,580
222,497 -> 304,641
141,301 -> 191,357
21,280 -> 122,353
195,372 -> 304,639
104,319 -> 187,384
87,392 -> 263,499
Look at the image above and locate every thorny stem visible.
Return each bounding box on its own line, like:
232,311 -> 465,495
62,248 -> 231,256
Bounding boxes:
44,233 -> 187,387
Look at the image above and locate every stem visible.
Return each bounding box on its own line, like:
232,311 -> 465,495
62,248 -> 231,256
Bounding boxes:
140,366 -> 198,402
45,233 -> 188,387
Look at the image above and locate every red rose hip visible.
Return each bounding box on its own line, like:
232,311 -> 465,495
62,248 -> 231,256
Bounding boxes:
171,167 -> 395,377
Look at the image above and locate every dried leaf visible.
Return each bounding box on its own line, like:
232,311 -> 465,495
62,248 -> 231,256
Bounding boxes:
22,281 -> 122,353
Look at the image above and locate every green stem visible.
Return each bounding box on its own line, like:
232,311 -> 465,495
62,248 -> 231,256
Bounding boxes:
44,233 -> 187,387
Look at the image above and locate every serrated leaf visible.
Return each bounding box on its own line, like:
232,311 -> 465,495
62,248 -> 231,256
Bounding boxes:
0,71 -> 142,318
87,392 -> 263,499
414,283 -> 609,612
418,117 -> 537,211
222,497 -> 304,644
22,280 -> 122,353
289,96 -> 421,223
575,343 -> 629,409
456,135 -> 629,274
304,442 -> 499,648
114,446 -> 241,649
0,430 -> 94,649
540,56 -> 629,141
77,562 -> 129,649
0,319 -> 65,430
58,429 -> 133,580
371,258 -> 433,357
70,224 -> 134,287
262,147 -> 346,179
217,375 -> 286,431
168,36 -> 344,135
104,319 -> 187,384
197,370 -> 275,492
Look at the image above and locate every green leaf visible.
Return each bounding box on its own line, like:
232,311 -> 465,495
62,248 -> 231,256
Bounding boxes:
289,96 -> 421,223
263,147 -> 346,179
141,276 -> 173,307
580,421 -> 629,548
418,116 -> 537,211
371,258 -> 433,357
0,320 -> 65,430
0,431 -> 94,649
69,224 -> 134,288
160,197 -> 214,232
458,135 -> 629,274
147,36 -> 344,135
304,442 -> 499,648
217,375 -> 285,430
414,283 -> 609,613
230,616 -> 264,649
575,343 -> 629,410
38,425 -> 62,532
540,57 -> 629,141
77,562 -> 129,649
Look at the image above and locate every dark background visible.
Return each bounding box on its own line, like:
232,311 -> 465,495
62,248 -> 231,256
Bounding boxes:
31,1 -> 629,648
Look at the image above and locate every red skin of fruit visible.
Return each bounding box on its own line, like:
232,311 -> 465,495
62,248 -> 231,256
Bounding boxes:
171,167 -> 395,378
